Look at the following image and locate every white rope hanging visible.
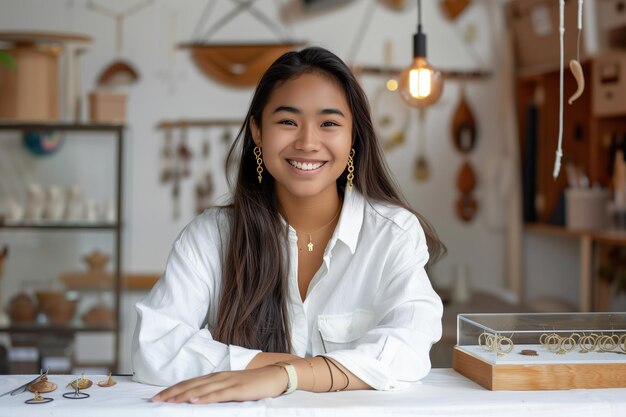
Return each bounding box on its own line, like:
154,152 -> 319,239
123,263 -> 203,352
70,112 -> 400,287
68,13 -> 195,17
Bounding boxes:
553,0 -> 584,179
552,0 -> 565,179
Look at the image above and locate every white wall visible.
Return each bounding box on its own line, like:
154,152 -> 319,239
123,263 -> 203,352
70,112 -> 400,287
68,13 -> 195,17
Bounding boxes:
0,0 -> 583,372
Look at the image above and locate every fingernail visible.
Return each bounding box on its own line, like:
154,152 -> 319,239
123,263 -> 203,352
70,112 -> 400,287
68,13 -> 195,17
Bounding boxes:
167,398 -> 176,403
151,395 -> 160,402
189,397 -> 198,403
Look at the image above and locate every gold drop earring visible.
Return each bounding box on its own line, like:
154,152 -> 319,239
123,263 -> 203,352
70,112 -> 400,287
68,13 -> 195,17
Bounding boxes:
254,146 -> 263,184
347,148 -> 355,190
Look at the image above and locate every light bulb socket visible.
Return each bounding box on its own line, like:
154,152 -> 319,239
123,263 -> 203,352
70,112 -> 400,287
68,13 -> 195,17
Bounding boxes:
413,31 -> 427,59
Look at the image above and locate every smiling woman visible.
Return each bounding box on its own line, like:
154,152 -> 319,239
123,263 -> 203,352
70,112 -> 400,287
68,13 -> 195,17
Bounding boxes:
131,46 -> 445,404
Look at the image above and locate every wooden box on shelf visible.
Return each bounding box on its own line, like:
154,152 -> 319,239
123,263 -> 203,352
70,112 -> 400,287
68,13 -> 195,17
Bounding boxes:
88,90 -> 127,123
0,45 -> 60,121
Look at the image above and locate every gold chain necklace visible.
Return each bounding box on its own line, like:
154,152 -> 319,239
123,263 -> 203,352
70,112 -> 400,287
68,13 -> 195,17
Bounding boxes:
296,204 -> 342,252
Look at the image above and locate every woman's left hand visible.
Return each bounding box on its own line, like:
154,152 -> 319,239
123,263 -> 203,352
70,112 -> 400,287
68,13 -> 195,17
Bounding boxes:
151,366 -> 288,404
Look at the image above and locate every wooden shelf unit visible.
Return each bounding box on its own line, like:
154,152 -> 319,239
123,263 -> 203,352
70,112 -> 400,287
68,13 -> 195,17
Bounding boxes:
516,56 -> 626,312
0,121 -> 125,373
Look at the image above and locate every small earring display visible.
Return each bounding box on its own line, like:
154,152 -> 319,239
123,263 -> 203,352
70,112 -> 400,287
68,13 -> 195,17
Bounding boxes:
478,332 -> 514,356
28,375 -> 57,393
25,391 -> 53,404
63,374 -> 92,399
97,372 -> 117,387
538,332 -> 626,355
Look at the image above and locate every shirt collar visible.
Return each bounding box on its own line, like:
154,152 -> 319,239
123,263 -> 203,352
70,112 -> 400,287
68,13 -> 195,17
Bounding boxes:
331,187 -> 364,254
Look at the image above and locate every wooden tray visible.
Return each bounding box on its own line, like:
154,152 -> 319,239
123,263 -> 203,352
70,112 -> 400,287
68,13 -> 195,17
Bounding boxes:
453,346 -> 626,390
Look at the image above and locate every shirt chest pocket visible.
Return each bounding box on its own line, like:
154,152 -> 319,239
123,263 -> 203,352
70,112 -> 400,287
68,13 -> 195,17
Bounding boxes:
317,309 -> 375,353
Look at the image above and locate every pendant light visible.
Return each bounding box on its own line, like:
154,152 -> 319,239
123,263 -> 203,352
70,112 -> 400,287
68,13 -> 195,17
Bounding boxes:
398,0 -> 444,108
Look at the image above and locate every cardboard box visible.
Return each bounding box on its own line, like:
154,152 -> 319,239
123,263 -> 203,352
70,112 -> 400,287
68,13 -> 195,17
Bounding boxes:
0,45 -> 60,121
507,0 -> 597,72
593,52 -> 626,117
88,90 -> 126,123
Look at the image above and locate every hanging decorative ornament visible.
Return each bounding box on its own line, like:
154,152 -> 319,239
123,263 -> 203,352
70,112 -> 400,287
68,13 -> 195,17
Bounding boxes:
177,126 -> 193,177
451,85 -> 479,222
456,161 -> 478,221
222,127 -> 232,145
87,0 -> 153,86
440,0 -> 472,21
568,0 -> 585,105
160,126 -> 174,183
195,129 -> 215,214
452,87 -> 477,153
180,0 -> 304,88
414,109 -> 430,182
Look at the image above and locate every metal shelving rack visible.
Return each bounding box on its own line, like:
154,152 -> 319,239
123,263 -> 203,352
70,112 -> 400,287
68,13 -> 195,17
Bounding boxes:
0,122 -> 124,373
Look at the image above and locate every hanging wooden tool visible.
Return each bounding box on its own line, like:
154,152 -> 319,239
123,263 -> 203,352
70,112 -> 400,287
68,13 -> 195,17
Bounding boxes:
451,86 -> 479,222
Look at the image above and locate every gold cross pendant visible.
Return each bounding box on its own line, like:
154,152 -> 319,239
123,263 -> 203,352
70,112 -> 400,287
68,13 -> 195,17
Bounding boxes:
307,242 -> 314,252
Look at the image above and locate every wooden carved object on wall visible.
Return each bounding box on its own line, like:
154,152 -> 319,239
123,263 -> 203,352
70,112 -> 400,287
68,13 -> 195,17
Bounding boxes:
180,42 -> 303,88
451,87 -> 479,222
440,0 -> 472,20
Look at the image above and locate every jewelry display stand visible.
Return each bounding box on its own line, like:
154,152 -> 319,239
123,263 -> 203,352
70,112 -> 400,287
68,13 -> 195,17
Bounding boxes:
453,313 -> 626,390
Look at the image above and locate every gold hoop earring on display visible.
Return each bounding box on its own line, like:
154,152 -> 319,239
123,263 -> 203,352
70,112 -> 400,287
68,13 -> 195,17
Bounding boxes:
496,336 -> 514,356
254,146 -> 263,184
478,332 -> 491,352
347,148 -> 355,190
579,334 -> 598,353
619,334 -> 626,353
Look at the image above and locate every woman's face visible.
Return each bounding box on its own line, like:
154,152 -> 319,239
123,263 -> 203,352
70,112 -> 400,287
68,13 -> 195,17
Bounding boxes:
251,71 -> 353,202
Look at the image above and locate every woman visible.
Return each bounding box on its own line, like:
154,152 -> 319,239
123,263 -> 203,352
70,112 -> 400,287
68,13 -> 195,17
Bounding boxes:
132,46 -> 444,404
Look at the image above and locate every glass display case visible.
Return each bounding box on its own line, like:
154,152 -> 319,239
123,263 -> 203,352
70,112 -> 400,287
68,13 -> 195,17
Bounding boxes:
453,313 -> 626,390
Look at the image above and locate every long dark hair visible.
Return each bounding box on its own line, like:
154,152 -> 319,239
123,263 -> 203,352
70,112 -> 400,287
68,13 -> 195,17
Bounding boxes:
214,46 -> 445,353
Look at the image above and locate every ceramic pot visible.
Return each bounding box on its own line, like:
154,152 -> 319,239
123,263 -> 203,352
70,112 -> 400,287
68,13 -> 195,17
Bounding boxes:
8,293 -> 38,323
43,298 -> 77,325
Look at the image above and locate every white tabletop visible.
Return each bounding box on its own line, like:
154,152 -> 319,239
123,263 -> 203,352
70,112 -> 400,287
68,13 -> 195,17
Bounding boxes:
1,369 -> 626,417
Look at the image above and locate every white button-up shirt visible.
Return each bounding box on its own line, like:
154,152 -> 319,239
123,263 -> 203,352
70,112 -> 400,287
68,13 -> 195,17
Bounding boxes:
132,189 -> 443,390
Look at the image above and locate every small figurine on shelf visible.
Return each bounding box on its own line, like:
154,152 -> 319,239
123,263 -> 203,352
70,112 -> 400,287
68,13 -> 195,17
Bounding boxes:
25,183 -> 45,222
5,199 -> 24,223
64,185 -> 84,222
43,186 -> 65,222
83,250 -> 110,272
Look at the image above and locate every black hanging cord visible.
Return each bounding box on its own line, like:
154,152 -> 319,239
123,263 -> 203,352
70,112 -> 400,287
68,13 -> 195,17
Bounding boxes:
417,0 -> 422,32
414,0 -> 426,58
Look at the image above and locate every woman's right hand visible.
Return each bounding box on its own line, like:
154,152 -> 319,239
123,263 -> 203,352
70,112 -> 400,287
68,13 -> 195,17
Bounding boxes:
152,366 -> 289,404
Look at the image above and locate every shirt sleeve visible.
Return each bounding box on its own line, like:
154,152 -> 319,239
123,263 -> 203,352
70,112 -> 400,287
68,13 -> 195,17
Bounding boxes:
323,218 -> 443,391
131,224 -> 261,387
